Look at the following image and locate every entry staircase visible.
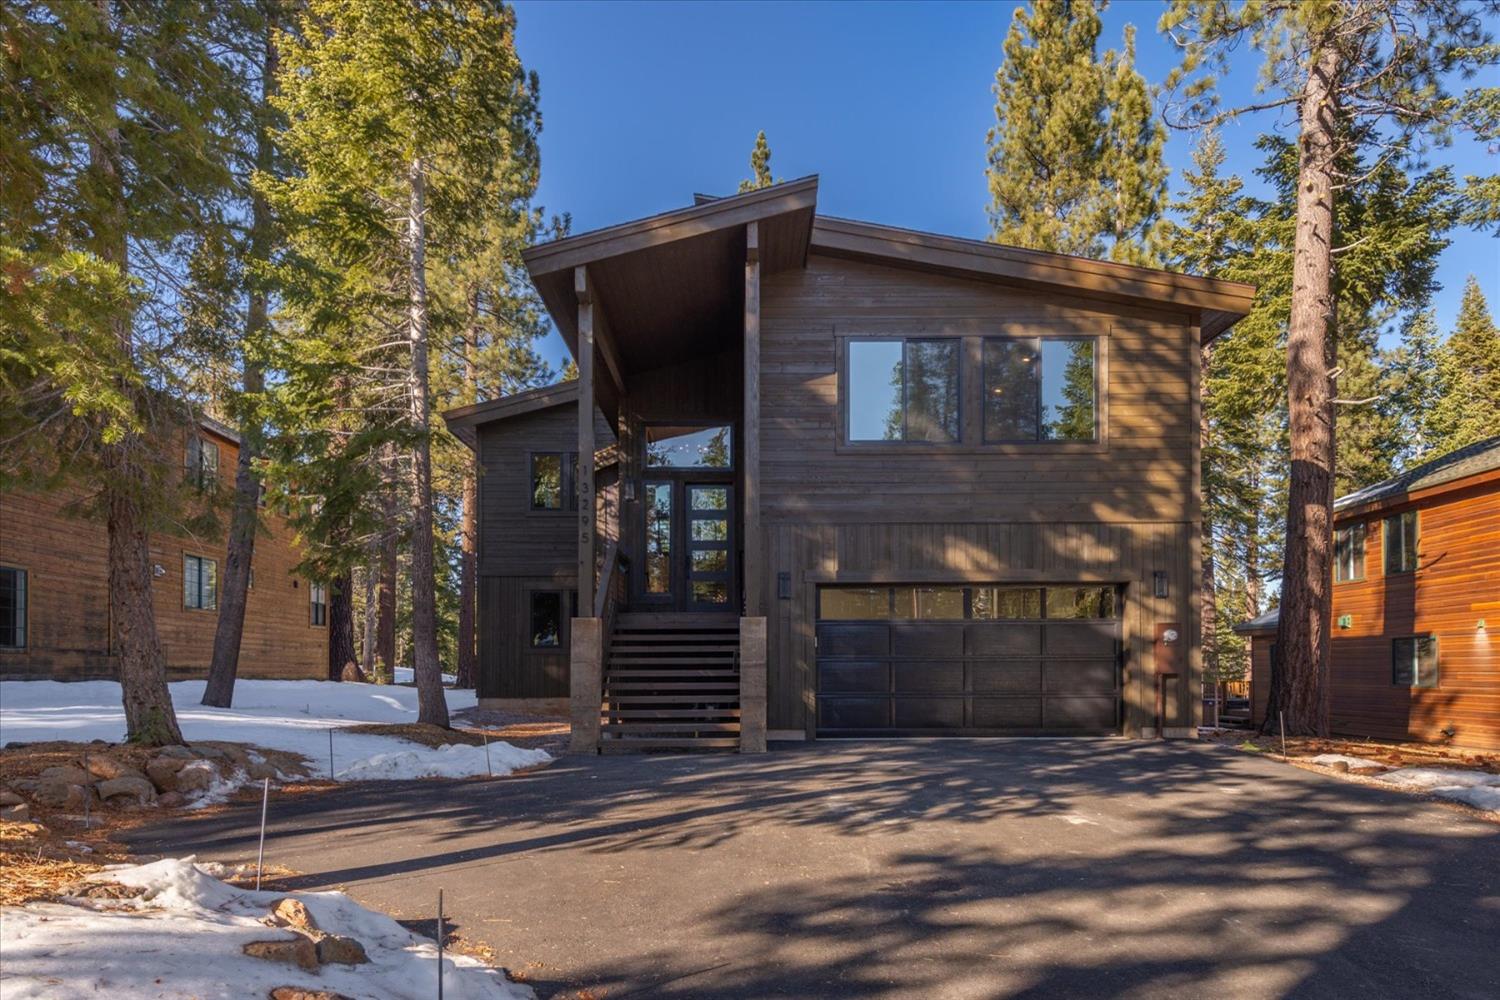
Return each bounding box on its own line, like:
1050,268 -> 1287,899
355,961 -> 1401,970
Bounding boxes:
600,612 -> 741,751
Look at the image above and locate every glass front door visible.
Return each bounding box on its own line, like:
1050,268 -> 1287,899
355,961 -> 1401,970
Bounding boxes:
636,479 -> 735,611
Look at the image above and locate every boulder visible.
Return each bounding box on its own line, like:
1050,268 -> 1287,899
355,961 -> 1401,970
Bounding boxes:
146,756 -> 188,792
247,760 -> 280,782
156,791 -> 187,810
97,775 -> 157,806
1327,761 -> 1351,774
193,746 -> 229,760
38,765 -> 93,786
314,934 -> 368,966
268,898 -> 319,933
83,756 -> 142,782
0,788 -> 23,806
1,802 -> 30,822
156,745 -> 197,760
269,987 -> 354,1000
243,936 -> 319,971
174,760 -> 219,794
339,662 -> 367,684
33,780 -> 93,811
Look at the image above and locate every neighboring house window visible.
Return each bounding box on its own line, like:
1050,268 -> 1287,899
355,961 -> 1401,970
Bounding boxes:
530,452 -> 578,510
529,590 -> 578,649
186,435 -> 219,491
1334,522 -> 1366,582
983,337 -> 1097,442
1384,509 -> 1419,574
1392,635 -> 1438,688
309,582 -> 327,626
0,566 -> 27,650
183,555 -> 218,611
846,338 -> 960,442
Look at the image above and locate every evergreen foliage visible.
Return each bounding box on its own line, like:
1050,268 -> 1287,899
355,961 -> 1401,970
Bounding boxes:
738,131 -> 779,192
1428,277 -> 1500,456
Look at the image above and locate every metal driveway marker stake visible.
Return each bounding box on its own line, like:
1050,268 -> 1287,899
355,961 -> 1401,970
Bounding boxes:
482,731 -> 492,777
255,777 -> 270,891
1279,711 -> 1287,759
436,888 -> 445,1000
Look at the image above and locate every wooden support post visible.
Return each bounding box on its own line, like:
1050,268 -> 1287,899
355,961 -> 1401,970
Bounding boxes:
1188,320 -> 1203,734
576,266 -> 596,602
743,222 -> 762,616
569,617 -> 601,753
739,616 -> 767,753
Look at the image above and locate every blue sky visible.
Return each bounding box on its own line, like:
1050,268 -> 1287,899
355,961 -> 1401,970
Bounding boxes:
513,0 -> 1500,373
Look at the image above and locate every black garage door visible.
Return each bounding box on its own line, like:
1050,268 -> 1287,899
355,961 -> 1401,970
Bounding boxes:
816,584 -> 1121,736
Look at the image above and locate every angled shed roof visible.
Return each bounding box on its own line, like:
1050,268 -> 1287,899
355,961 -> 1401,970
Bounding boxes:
1335,436 -> 1500,516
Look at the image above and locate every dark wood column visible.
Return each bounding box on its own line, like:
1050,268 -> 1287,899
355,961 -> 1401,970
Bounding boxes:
575,266 -> 595,602
743,221 -> 762,616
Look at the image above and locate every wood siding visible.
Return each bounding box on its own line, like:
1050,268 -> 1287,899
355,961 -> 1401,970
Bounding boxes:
754,254 -> 1203,736
1250,477 -> 1500,750
0,426 -> 323,680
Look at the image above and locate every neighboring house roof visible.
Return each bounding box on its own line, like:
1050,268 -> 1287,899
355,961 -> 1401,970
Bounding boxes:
1335,436 -> 1500,516
1232,608 -> 1280,635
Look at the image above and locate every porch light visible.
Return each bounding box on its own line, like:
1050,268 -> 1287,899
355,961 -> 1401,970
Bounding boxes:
1480,619 -> 1488,631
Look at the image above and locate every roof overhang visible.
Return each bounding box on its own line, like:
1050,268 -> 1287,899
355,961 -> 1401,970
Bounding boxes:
809,216 -> 1256,343
441,380 -> 580,449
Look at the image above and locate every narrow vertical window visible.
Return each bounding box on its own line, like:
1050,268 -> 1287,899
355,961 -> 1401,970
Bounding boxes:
183,555 -> 218,611
644,481 -> 672,595
1334,522 -> 1366,582
1384,510 -> 1419,574
186,436 -> 219,490
0,566 -> 27,649
310,582 -> 327,626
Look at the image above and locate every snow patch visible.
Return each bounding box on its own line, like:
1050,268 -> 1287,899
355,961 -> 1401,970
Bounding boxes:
0,858 -> 533,999
1375,767 -> 1500,813
1306,753 -> 1387,769
394,666 -> 458,685
0,679 -> 548,785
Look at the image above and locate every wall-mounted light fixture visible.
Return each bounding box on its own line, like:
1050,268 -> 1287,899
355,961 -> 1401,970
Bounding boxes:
152,564 -> 166,578
1337,614 -> 1353,629
1479,619 -> 1488,631
1153,572 -> 1169,598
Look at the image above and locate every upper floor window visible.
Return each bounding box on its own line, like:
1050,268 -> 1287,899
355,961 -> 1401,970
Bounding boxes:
1384,509 -> 1419,574
530,452 -> 577,511
183,554 -> 218,611
984,337 -> 1096,442
646,425 -> 732,468
846,338 -> 960,442
1334,522 -> 1366,582
186,435 -> 219,491
0,566 -> 27,650
309,581 -> 327,626
1392,635 -> 1438,688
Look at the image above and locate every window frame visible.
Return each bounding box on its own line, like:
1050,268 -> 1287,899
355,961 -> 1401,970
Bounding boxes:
528,451 -> 578,513
981,335 -> 1100,444
1334,521 -> 1366,583
527,589 -> 576,651
309,581 -> 327,627
843,335 -> 962,445
186,434 -> 220,492
1383,509 -> 1419,575
1391,634 -> 1438,689
0,565 -> 28,651
643,423 -> 736,471
834,328 -> 1108,454
816,583 -> 1119,622
182,553 -> 218,612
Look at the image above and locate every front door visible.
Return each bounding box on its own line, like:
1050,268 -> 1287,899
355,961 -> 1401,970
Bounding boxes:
639,480 -> 736,612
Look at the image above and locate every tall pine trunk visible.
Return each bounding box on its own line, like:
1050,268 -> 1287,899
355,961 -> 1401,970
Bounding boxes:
203,14 -> 277,709
376,458 -> 398,683
361,559 -> 376,676
455,302 -> 479,690
94,2 -> 181,745
406,156 -> 449,727
1271,42 -> 1339,738
328,572 -> 357,680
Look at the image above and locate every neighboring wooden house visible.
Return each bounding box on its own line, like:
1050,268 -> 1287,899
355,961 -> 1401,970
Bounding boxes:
0,416 -> 325,681
445,178 -> 1255,751
1236,437 -> 1500,750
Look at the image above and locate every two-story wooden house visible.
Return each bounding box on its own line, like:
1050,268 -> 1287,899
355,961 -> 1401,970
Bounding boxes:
1237,437 -> 1500,750
0,416 -> 325,681
445,178 -> 1255,751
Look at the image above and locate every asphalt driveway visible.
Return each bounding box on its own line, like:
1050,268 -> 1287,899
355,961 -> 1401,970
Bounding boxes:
125,740 -> 1499,999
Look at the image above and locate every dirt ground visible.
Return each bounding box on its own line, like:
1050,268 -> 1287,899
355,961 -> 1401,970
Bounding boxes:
1205,730 -> 1500,772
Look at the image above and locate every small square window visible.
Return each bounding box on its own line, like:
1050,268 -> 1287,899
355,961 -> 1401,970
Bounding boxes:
1392,635 -> 1437,688
846,339 -> 960,442
309,582 -> 327,626
184,555 -> 218,611
0,566 -> 27,650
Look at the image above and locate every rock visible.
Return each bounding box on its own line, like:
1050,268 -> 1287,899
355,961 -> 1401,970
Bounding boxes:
146,756 -> 188,792
339,662 -> 367,684
33,780 -> 94,811
174,760 -> 219,794
1328,761 -> 1351,773
193,746 -> 229,760
268,898 -> 319,933
10,778 -> 39,794
314,934 -> 368,966
0,802 -> 30,822
269,987 -> 354,1000
243,936 -> 319,971
156,791 -> 187,809
0,788 -> 23,806
83,756 -> 142,782
97,775 -> 157,806
247,761 -> 280,782
1350,764 -> 1386,775
156,745 -> 197,760
39,765 -> 93,786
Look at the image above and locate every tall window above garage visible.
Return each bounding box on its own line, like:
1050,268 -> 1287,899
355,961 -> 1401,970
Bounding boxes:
846,339 -> 960,442
984,337 -> 1096,442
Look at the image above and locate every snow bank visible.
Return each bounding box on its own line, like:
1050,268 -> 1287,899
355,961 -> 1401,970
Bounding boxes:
1306,753 -> 1387,769
394,666 -> 458,685
0,679 -> 549,785
0,858 -> 534,999
1376,767 -> 1500,813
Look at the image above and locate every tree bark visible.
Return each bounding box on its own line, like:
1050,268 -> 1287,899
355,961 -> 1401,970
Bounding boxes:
1271,40 -> 1340,738
328,572 -> 357,680
203,11 -> 277,708
455,297 -> 480,690
406,157 -> 449,727
93,0 -> 181,745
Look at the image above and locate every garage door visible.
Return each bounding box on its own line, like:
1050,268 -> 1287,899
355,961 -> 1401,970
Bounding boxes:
816,584 -> 1121,736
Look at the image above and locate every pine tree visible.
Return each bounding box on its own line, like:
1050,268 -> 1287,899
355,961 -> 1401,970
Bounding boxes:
1162,0 -> 1497,735
985,1 -> 1166,263
1387,309 -> 1443,464
738,131 -> 779,192
1429,277 -> 1500,456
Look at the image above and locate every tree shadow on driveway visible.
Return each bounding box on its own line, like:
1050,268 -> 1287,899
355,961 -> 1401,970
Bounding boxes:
125,740 -> 1499,999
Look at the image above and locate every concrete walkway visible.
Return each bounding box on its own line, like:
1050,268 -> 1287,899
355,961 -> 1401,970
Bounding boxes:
125,740 -> 1499,999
